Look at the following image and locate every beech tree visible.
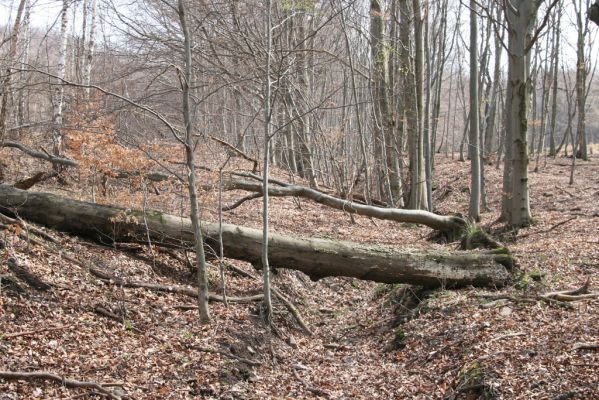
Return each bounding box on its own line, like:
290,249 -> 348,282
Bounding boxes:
501,0 -> 559,228
468,0 -> 481,221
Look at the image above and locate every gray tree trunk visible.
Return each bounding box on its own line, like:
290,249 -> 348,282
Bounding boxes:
52,0 -> 70,157
502,0 -> 539,227
0,0 -> 28,142
261,0 -> 273,319
177,0 -> 210,323
468,0 -> 481,221
0,185 -> 514,289
409,0 -> 428,210
83,0 -> 97,97
573,0 -> 589,160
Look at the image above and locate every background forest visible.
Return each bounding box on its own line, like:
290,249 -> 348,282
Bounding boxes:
0,0 -> 598,399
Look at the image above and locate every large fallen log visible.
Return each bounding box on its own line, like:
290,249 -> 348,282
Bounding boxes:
0,185 -> 513,288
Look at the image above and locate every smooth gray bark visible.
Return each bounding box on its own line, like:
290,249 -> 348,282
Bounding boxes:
178,0 -> 210,323
468,0 -> 481,221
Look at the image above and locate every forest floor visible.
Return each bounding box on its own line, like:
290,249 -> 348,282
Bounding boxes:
0,140 -> 598,399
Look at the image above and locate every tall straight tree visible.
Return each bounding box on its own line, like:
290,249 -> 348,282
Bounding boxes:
573,0 -> 590,160
501,0 -> 558,227
261,0 -> 273,321
370,0 -> 396,203
548,2 -> 561,157
409,0 -> 428,211
469,0 -> 481,221
52,0 -> 70,157
177,0 -> 210,323
0,0 -> 27,142
82,0 -> 97,97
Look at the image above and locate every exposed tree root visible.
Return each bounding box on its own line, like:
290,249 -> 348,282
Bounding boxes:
571,342 -> 599,351
0,371 -> 122,399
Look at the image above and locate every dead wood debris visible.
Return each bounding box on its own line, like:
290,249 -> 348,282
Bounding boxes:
1,326 -> 68,339
224,262 -> 313,335
477,278 -> 598,308
0,371 -> 123,399
89,267 -> 263,303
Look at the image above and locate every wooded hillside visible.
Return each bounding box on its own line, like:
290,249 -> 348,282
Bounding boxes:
1,0 -> 598,399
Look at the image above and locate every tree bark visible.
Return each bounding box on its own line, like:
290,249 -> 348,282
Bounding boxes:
0,185 -> 513,288
221,179 -> 466,234
52,0 -> 70,157
468,0 -> 481,221
177,0 -> 210,323
0,0 -> 28,142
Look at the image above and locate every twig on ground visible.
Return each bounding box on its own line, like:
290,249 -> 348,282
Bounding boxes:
0,212 -> 58,243
0,371 -> 122,399
541,278 -> 598,302
487,332 -> 526,344
572,342 -> 599,351
1,326 -> 67,339
90,267 -> 262,303
519,216 -> 577,238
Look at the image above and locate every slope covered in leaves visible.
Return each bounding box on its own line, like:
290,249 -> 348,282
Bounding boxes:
0,142 -> 598,399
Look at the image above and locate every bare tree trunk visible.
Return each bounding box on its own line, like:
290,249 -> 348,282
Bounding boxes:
502,0 -> 540,228
468,0 -> 481,221
573,0 -> 589,160
409,0 -> 428,211
83,0 -> 97,97
484,4 -> 503,155
340,5 -> 371,204
261,0 -> 273,320
548,3 -> 561,157
0,0 -> 28,142
52,0 -> 70,158
178,0 -> 210,323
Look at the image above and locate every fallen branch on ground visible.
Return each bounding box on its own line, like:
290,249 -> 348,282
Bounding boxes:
6,257 -> 51,291
477,279 -> 598,308
572,342 -> 599,351
224,262 -> 313,335
0,371 -> 122,399
1,326 -> 67,339
220,179 -> 466,233
89,267 -> 262,303
208,135 -> 258,172
541,278 -> 598,302
519,217 -> 578,239
2,141 -> 171,184
0,212 -> 58,243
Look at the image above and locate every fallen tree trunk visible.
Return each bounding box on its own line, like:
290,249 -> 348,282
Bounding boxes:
220,179 -> 466,234
0,185 -> 513,288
